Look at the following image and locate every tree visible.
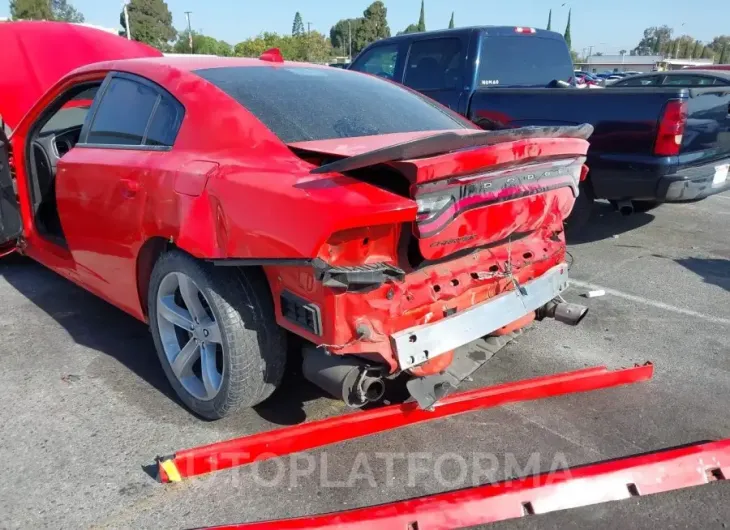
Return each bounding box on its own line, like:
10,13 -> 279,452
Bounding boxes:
9,0 -> 53,20
547,9 -> 552,31
52,0 -> 84,22
691,40 -> 702,59
448,12 -> 454,29
398,23 -> 419,35
358,1 -> 391,46
720,43 -> 729,64
619,49 -> 627,56
417,0 -> 426,32
330,18 -> 366,56
119,0 -> 176,51
563,9 -> 571,49
633,25 -> 672,56
708,36 -> 730,61
292,12 -> 305,37
233,31 -> 333,63
174,30 -> 232,56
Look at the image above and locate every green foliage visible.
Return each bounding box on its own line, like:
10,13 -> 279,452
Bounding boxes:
292,12 -> 305,37
546,9 -> 551,31
398,23 -> 419,35
9,0 -> 84,22
634,25 -> 672,55
173,29 -> 232,56
691,40 -> 702,59
234,32 -> 333,63
448,12 -> 454,29
9,0 -> 53,20
52,0 -> 84,22
329,2 -> 390,57
563,9 -> 571,49
119,0 -> 176,50
720,43 -> 729,64
417,0 -> 426,32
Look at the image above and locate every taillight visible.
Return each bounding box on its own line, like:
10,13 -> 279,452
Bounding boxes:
654,100 -> 687,156
515,27 -> 537,34
318,225 -> 400,266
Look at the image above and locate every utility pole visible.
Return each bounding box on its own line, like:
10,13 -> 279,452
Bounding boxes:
123,0 -> 132,40
185,11 -> 193,53
348,20 -> 352,62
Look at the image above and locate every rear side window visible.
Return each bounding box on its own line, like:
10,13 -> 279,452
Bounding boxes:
404,38 -> 463,91
351,44 -> 399,80
661,75 -> 715,86
86,76 -> 183,147
195,66 -> 469,143
479,36 -> 574,87
614,76 -> 660,87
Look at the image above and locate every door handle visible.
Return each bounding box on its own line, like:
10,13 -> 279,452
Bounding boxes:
120,178 -> 140,198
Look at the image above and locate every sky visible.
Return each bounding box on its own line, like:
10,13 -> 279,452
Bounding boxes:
3,0 -> 729,55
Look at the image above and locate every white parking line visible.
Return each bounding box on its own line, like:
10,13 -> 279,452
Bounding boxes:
570,279 -> 730,326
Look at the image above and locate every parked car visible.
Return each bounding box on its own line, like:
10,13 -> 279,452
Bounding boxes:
611,70 -> 730,87
349,26 -> 730,224
0,22 -> 592,419
686,65 -> 730,71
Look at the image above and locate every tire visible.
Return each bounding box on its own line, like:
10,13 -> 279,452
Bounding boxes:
564,180 -> 595,237
148,250 -> 286,420
632,200 -> 662,213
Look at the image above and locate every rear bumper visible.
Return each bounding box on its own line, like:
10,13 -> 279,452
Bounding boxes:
589,153 -> 730,202
656,160 -> 730,201
391,263 -> 569,370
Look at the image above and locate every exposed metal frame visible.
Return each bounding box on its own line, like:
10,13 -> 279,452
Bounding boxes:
392,262 -> 569,369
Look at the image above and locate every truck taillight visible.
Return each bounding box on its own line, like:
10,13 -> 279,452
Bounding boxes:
514,27 -> 537,34
654,99 -> 687,156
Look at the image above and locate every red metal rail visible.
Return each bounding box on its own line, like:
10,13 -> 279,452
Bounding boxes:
157,363 -> 653,483
206,438 -> 730,529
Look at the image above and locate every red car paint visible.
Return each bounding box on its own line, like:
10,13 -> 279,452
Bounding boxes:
157,364 -> 654,482
2,50 -> 589,375
206,436 -> 728,529
0,21 -> 161,131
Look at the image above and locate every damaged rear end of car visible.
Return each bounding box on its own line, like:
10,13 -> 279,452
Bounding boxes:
196,63 -> 592,410
281,126 -> 592,408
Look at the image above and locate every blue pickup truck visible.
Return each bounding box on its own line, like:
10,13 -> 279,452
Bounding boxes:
349,26 -> 730,224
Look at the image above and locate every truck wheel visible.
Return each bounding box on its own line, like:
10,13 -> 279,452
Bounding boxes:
565,180 -> 595,236
148,251 -> 286,420
632,200 -> 661,213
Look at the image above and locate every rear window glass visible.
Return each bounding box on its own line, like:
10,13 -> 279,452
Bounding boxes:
405,38 -> 463,91
479,36 -> 574,87
194,66 -> 469,143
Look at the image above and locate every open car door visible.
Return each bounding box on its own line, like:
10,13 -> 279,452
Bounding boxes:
0,125 -> 21,251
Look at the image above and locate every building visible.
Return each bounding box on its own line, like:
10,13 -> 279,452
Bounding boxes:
575,54 -> 663,74
576,54 -> 718,74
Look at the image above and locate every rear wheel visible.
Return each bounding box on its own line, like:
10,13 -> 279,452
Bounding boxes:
148,251 -> 286,420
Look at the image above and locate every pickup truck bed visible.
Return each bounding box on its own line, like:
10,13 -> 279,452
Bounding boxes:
468,86 -> 730,202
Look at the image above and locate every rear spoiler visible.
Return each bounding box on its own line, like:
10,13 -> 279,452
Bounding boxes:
310,124 -> 594,175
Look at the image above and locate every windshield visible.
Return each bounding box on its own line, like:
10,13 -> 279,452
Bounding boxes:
479,36 -> 574,88
195,66 -> 470,143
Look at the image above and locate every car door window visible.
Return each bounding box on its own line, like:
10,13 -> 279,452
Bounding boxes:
351,44 -> 399,80
85,76 -> 183,148
404,38 -> 463,91
614,76 -> 660,87
662,75 -> 715,86
713,78 -> 730,86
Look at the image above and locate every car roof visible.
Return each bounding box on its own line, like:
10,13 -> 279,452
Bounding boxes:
77,55 -> 331,74
362,25 -> 564,45
620,70 -> 730,81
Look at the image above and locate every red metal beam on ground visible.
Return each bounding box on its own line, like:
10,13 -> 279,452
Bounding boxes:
206,438 -> 730,530
157,363 -> 653,483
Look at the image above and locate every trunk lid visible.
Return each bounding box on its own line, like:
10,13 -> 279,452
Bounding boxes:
0,21 -> 162,131
294,125 -> 592,261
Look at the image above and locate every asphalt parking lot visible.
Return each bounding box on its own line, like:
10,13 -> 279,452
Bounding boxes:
1,194 -> 729,529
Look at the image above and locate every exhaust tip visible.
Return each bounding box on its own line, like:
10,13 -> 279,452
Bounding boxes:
361,377 -> 386,403
554,303 -> 589,326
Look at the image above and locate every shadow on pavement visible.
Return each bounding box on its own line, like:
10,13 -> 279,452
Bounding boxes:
0,254 -> 330,424
674,257 -> 730,292
567,202 -> 655,245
